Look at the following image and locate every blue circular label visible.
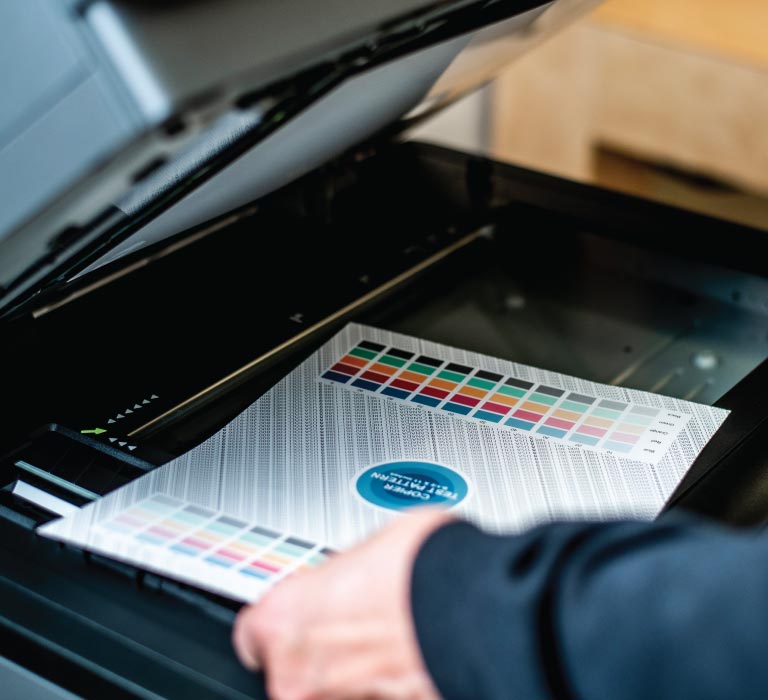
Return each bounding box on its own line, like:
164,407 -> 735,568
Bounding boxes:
354,461 -> 469,512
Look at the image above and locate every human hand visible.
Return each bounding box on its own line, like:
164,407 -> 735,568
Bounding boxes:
232,508 -> 454,700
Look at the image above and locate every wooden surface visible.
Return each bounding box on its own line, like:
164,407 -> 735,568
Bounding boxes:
491,25 -> 599,182
593,150 -> 768,232
594,25 -> 768,193
593,0 -> 768,68
490,0 -> 768,195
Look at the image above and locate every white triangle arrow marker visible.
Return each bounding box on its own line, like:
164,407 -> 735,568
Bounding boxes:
118,441 -> 127,447
142,399 -> 150,405
128,445 -> 136,451
108,418 -> 115,424
116,414 -> 125,420
151,394 -> 159,400
109,437 -> 117,443
133,404 -> 142,410
125,409 -> 133,414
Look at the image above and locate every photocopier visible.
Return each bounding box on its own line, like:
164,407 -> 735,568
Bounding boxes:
2,1 -> 768,697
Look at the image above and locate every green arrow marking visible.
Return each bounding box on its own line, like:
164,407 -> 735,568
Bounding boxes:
81,428 -> 107,435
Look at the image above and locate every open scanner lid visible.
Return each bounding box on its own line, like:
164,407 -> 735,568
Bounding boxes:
0,0 -> 599,320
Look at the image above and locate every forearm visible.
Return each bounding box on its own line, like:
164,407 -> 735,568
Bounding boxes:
412,517 -> 768,700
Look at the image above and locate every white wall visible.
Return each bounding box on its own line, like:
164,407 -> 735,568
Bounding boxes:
407,86 -> 490,153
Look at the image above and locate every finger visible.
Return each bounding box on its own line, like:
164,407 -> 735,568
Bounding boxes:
232,604 -> 263,671
272,626 -> 430,700
297,663 -> 440,700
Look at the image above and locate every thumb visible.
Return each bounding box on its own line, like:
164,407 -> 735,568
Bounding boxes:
232,604 -> 264,671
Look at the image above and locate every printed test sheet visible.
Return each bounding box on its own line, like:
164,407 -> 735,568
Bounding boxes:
40,323 -> 730,602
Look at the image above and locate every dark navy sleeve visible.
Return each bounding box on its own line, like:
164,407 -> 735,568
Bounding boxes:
411,517 -> 768,700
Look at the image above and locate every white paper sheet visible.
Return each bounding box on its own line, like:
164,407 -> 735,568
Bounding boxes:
39,323 -> 730,602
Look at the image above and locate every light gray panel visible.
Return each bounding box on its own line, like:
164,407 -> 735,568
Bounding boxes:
0,1 -> 85,141
0,74 -> 134,255
88,0 -> 468,107
79,36 -> 468,276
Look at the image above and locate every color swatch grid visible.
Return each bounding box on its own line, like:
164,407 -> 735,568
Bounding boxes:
98,493 -> 332,586
321,341 -> 691,464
